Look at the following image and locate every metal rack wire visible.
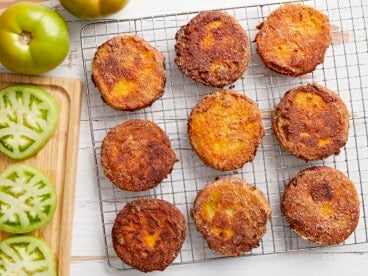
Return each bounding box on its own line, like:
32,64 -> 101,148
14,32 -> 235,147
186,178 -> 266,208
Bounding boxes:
81,0 -> 368,271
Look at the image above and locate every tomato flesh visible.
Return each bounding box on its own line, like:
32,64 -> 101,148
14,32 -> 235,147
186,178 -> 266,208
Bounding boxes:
0,84 -> 60,160
0,235 -> 56,275
0,164 -> 57,234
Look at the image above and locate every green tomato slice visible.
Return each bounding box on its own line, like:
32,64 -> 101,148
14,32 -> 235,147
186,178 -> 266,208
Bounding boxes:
0,235 -> 56,275
0,84 -> 59,160
0,164 -> 57,234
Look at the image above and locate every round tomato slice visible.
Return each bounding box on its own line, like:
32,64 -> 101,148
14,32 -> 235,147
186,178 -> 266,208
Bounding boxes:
0,2 -> 69,75
0,84 -> 60,160
0,164 -> 57,233
0,235 -> 56,275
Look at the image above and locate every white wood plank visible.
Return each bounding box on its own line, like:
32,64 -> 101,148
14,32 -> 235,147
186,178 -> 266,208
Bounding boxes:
70,252 -> 368,276
72,148 -> 105,257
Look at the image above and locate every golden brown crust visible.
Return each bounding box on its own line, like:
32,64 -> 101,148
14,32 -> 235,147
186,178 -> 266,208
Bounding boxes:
112,198 -> 186,272
256,4 -> 331,76
188,90 -> 264,171
101,119 -> 176,191
175,11 -> 250,87
191,178 -> 271,256
272,83 -> 349,161
281,166 -> 360,245
92,35 -> 166,111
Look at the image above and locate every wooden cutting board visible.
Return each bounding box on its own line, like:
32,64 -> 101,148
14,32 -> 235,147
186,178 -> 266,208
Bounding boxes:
0,72 -> 83,276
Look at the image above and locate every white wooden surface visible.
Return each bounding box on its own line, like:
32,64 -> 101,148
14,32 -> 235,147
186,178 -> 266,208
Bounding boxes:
1,0 -> 368,275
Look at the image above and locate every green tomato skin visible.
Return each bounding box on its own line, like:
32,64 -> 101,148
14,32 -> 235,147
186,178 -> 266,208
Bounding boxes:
60,0 -> 129,19
0,2 -> 70,75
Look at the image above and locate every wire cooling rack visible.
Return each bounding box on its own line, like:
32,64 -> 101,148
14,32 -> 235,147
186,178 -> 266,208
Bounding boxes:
81,0 -> 368,271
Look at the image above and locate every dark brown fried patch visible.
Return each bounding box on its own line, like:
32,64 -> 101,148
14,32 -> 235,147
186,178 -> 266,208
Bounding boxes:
101,119 -> 176,191
191,178 -> 271,256
256,3 -> 331,76
281,166 -> 360,245
188,90 -> 264,171
175,10 -> 250,87
112,198 -> 186,272
272,83 -> 349,161
92,35 -> 166,111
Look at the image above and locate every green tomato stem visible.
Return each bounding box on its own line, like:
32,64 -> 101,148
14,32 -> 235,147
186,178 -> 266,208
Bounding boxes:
18,31 -> 33,46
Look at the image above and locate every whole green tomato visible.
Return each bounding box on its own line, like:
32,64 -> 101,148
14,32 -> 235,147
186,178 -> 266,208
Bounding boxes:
0,2 -> 69,75
60,0 -> 130,19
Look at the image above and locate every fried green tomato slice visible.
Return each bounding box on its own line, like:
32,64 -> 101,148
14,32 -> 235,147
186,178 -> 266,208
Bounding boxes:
281,166 -> 360,245
188,90 -> 264,171
272,83 -> 349,161
0,235 -> 56,275
175,10 -> 250,87
256,4 -> 331,76
101,119 -> 177,191
191,178 -> 271,256
0,164 -> 57,233
112,198 -> 186,272
0,84 -> 60,160
92,35 -> 166,111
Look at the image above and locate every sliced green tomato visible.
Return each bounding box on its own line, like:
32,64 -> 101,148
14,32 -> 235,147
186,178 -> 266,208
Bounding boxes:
0,235 -> 56,275
0,84 -> 60,160
0,164 -> 57,233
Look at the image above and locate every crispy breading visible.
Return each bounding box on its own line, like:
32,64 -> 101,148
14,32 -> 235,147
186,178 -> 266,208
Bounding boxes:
256,4 -> 331,76
272,83 -> 349,161
101,119 -> 176,191
188,90 -> 264,171
92,35 -> 166,110
175,11 -> 250,87
281,166 -> 360,245
191,178 -> 271,256
112,198 -> 186,272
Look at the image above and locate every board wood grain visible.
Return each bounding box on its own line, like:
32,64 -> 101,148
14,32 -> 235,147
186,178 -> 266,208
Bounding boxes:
0,72 -> 83,276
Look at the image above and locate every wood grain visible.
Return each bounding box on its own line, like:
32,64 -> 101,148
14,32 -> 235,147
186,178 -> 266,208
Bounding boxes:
0,73 -> 83,276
